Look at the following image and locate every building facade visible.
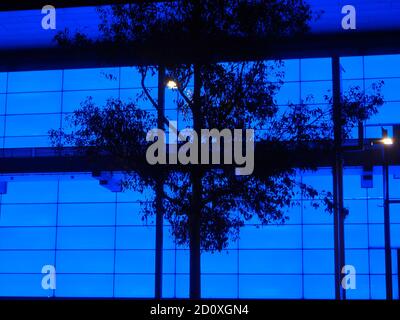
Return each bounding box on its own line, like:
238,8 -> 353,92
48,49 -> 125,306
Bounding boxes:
0,53 -> 399,298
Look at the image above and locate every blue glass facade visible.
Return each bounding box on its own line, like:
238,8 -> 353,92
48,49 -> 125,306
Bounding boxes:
0,55 -> 399,299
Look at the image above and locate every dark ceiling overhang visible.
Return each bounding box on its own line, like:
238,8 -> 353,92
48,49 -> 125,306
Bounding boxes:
1,1 -> 400,70
0,1 -> 169,11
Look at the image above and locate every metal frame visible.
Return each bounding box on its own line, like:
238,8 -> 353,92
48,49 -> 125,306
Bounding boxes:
383,143 -> 393,300
332,56 -> 346,300
398,249 -> 400,299
155,66 -> 166,299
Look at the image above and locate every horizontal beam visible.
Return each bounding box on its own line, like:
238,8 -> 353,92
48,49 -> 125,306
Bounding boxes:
1,31 -> 400,72
0,141 -> 398,175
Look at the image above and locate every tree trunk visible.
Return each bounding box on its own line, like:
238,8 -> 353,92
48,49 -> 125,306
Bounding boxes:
189,64 -> 202,299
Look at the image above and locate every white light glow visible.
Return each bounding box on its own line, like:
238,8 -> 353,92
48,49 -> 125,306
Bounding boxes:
382,138 -> 394,145
166,80 -> 178,90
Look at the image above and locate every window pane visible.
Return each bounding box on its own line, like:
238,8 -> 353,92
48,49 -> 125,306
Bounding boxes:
5,114 -> 60,136
57,227 -> 114,250
345,200 -> 368,224
239,275 -> 302,299
0,94 -> 6,115
303,225 -> 333,249
4,136 -> 51,148
7,92 -> 61,115
0,73 -> 7,93
63,68 -> 119,90
114,275 -> 154,298
240,226 -> 302,249
56,251 -> 114,274
304,250 -> 334,274
202,251 -> 238,274
116,226 -> 155,249
62,89 -> 119,113
58,203 -> 115,226
364,55 -> 400,78
0,251 -> 54,273
282,59 -> 300,82
300,58 -> 332,81
301,81 -> 331,103
0,274 -> 50,297
56,274 -> 113,298
345,250 -> 369,274
345,225 -> 369,249
239,250 -> 302,274
369,249 -> 385,274
370,275 -> 386,299
175,274 -> 190,298
116,202 -> 152,226
0,227 -> 55,249
115,250 -> 155,274
0,204 -> 57,226
304,275 -> 335,299
58,180 -> 115,203
341,56 -> 363,80
162,274 -> 176,298
202,275 -> 238,298
369,224 -> 384,248
7,70 -> 62,93
275,82 -> 300,105
120,67 -> 158,89
1,181 -> 58,204
176,250 -> 189,274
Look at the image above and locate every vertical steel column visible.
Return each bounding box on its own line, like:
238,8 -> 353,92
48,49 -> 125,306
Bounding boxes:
383,144 -> 393,300
190,64 -> 202,299
332,56 -> 346,300
397,249 -> 400,300
155,65 -> 166,299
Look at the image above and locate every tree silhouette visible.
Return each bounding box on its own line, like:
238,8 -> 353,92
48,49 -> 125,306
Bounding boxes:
50,1 -> 384,298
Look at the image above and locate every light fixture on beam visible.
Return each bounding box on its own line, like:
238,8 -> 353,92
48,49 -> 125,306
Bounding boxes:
381,128 -> 394,145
